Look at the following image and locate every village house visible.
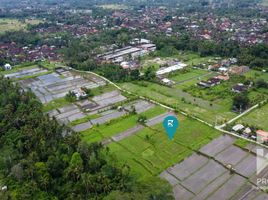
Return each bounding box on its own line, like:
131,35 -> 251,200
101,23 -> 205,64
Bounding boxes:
228,66 -> 250,75
156,62 -> 187,75
256,130 -> 268,143
3,63 -> 12,70
72,88 -> 88,100
197,77 -> 221,88
232,124 -> 245,132
232,83 -> 248,93
160,78 -> 175,86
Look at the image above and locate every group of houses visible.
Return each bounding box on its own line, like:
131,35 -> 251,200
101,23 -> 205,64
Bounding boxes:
0,43 -> 61,63
232,124 -> 268,144
97,38 -> 156,69
197,58 -> 251,93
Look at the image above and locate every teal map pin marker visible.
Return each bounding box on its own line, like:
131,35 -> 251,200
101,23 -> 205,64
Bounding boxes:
163,116 -> 179,140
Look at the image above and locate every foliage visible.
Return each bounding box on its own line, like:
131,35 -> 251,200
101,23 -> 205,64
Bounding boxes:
232,93 -> 250,111
0,77 -> 170,199
234,138 -> 250,149
65,91 -> 76,102
256,79 -> 268,89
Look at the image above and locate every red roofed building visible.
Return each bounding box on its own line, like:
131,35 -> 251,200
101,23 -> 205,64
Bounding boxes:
256,130 -> 268,143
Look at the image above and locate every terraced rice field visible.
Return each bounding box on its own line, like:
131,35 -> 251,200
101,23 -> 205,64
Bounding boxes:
161,135 -> 268,200
108,114 -> 220,179
81,106 -> 167,143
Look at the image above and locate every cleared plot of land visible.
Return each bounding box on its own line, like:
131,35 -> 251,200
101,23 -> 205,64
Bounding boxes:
169,69 -> 211,83
91,90 -> 127,110
141,52 -> 216,71
4,67 -> 48,79
107,113 -> 220,179
80,105 -> 167,143
47,104 -> 86,124
124,100 -> 155,114
161,135 -> 268,200
236,103 -> 268,130
0,18 -> 41,33
119,81 -> 236,124
19,70 -> 106,104
245,70 -> 268,81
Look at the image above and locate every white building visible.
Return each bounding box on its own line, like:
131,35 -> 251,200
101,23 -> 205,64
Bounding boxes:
3,63 -> 12,70
156,63 -> 187,75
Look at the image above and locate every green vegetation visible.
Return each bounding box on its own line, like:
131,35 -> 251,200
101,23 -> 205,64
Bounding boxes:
119,81 -> 236,124
0,18 -> 41,34
151,35 -> 268,70
108,114 -> 220,180
0,77 -> 173,199
169,69 -> 209,83
0,63 -> 37,75
15,71 -> 51,81
234,138 -> 250,148
89,84 -> 117,97
81,106 -> 166,143
69,114 -> 101,126
237,102 -> 268,130
43,97 -> 71,112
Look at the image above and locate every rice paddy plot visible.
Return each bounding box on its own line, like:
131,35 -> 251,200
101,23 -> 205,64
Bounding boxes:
162,135 -> 268,199
119,82 -> 236,125
108,113 -> 220,180
80,106 -> 167,143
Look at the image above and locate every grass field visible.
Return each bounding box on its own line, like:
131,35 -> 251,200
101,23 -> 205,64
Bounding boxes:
234,138 -> 250,149
168,68 -> 209,83
108,113 -> 220,180
245,70 -> 268,81
43,98 -> 71,112
0,18 -> 41,34
81,106 -> 167,143
236,103 -> 268,130
119,81 -> 236,125
0,63 -> 38,75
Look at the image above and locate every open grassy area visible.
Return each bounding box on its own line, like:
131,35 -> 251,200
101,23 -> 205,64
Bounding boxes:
69,113 -> 101,126
0,63 -> 38,75
237,102 -> 268,130
89,84 -> 117,96
119,81 -> 236,125
141,51 -> 217,71
245,70 -> 268,81
16,71 -> 52,81
234,138 -> 250,149
168,68 -> 209,83
43,98 -> 71,112
0,18 -> 41,34
80,106 -> 167,143
108,113 -> 220,180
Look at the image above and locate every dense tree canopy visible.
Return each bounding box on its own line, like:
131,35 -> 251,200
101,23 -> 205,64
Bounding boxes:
0,77 -> 172,199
